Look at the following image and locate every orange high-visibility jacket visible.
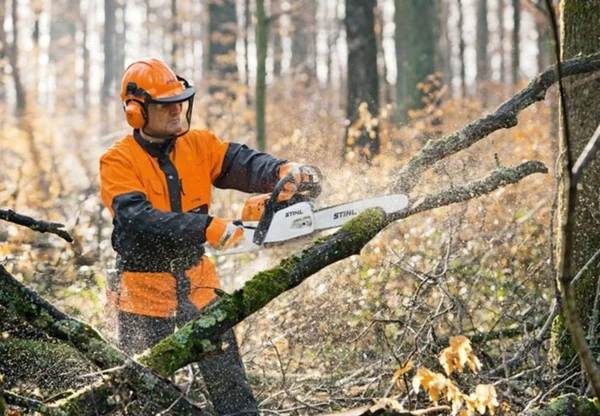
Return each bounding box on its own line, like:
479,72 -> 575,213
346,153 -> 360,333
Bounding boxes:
100,129 -> 285,318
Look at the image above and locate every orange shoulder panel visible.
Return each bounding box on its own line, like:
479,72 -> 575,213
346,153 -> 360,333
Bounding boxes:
99,135 -> 147,217
191,130 -> 230,182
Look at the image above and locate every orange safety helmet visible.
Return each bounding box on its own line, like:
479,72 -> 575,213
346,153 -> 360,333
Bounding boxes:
120,58 -> 195,134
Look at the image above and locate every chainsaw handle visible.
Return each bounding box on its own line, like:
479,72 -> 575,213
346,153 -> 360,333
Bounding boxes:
271,164 -> 323,202
252,165 -> 322,246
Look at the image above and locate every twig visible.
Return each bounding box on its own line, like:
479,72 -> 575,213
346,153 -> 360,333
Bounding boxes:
270,340 -> 324,412
493,365 -> 543,386
0,209 -> 73,242
571,247 -> 600,286
486,299 -> 558,377
572,122 -> 600,184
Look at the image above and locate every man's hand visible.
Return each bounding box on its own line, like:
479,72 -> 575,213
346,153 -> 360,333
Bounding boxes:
279,163 -> 322,197
206,217 -> 245,250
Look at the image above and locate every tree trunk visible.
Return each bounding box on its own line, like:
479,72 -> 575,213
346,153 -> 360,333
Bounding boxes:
476,0 -> 489,102
345,0 -> 380,162
0,0 -> 6,105
208,0 -> 239,95
271,11 -> 282,79
437,0 -> 453,96
0,266 -> 209,415
243,0 -> 251,89
394,0 -> 436,117
511,0 -> 521,87
49,0 -> 78,113
115,0 -> 126,81
552,0 -> 600,367
457,0 -> 467,98
9,0 -> 26,115
535,5 -> 552,73
170,0 -> 180,70
102,0 -> 116,106
255,0 -> 268,151
290,0 -> 316,82
498,0 -> 506,86
376,3 -> 392,105
80,1 -> 90,112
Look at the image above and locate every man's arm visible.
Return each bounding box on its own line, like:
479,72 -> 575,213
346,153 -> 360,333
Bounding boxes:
100,151 -> 210,245
212,142 -> 287,194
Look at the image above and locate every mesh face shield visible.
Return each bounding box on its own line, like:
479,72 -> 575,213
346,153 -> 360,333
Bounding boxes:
142,76 -> 195,138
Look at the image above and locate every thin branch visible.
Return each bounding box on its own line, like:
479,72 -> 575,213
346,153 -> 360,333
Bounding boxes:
571,122 -> 600,183
391,51 -> 600,194
0,209 -> 73,243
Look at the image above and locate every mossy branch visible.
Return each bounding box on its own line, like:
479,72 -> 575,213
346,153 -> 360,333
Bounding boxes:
526,394 -> 600,416
0,209 -> 73,243
391,51 -> 600,194
141,161 -> 547,375
0,266 -> 209,416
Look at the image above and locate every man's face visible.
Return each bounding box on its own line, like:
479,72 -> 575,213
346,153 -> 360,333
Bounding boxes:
143,102 -> 183,138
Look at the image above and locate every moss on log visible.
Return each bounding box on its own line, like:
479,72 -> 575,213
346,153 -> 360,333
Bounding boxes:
528,394 -> 600,416
49,382 -> 117,415
0,338 -> 94,395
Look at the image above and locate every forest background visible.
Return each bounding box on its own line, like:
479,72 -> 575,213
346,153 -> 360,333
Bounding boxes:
1,0 -> 599,415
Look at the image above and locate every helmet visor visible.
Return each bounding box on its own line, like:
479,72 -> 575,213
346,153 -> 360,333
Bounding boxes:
149,85 -> 195,104
144,94 -> 194,138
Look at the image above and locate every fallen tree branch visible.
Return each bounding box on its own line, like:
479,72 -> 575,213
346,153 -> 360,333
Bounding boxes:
391,51 -> 600,194
141,161 -> 548,376
0,209 -> 73,243
0,266 -> 209,415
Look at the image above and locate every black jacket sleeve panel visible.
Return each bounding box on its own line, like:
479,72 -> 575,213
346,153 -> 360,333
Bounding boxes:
111,191 -> 211,246
213,142 -> 287,193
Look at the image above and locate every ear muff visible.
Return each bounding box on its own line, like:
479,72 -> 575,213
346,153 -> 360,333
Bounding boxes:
124,99 -> 146,129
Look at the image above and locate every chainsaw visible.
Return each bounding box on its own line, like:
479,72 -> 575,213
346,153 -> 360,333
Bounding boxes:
216,167 -> 409,255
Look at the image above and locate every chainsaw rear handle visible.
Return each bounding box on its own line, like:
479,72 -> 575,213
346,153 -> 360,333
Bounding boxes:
253,165 -> 323,245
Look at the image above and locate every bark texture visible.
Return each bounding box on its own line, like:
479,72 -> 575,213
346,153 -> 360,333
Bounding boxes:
559,0 -> 600,334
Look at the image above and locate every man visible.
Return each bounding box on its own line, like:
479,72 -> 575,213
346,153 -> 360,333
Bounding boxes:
99,57 -> 318,415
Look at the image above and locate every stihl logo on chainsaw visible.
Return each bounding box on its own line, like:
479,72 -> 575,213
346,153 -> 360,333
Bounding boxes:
285,210 -> 304,218
333,209 -> 357,220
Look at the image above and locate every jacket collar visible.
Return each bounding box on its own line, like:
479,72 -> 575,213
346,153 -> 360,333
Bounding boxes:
133,129 -> 176,158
